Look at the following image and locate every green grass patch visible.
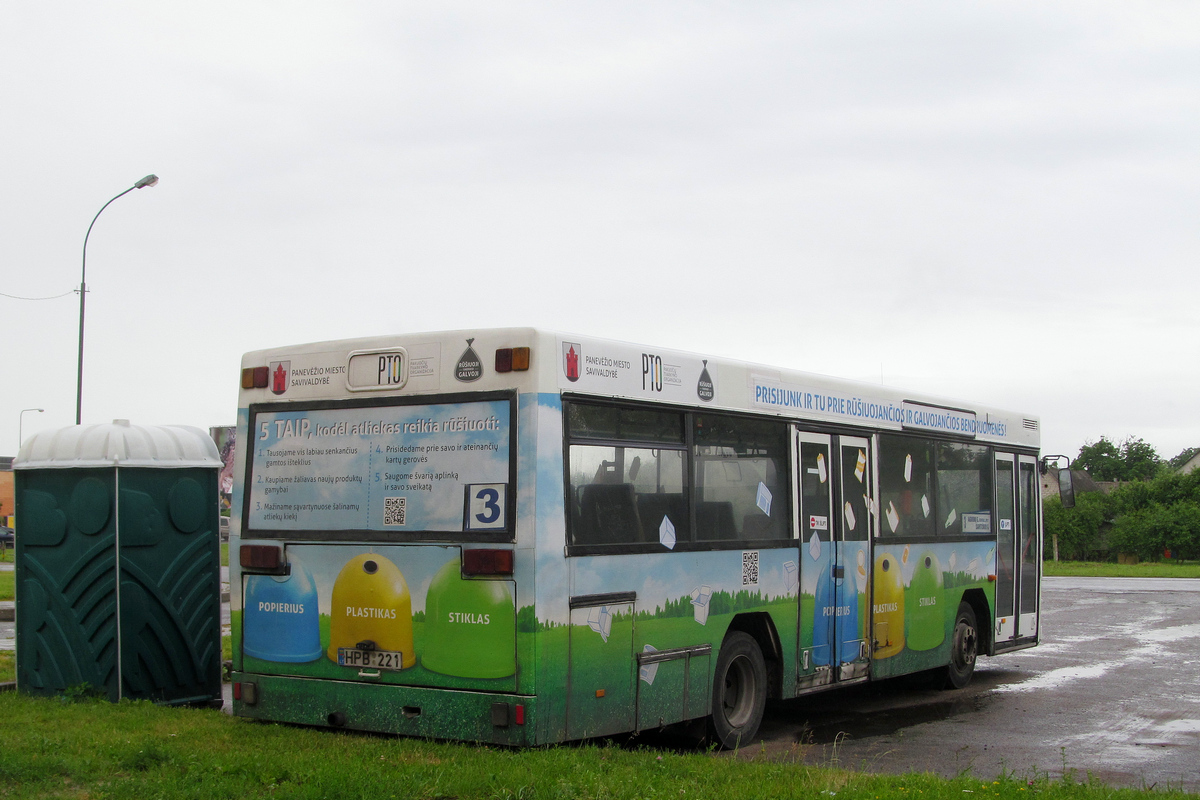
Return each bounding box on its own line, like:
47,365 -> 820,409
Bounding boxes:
221,541 -> 229,568
0,691 -> 1187,800
0,651 -> 13,683
0,547 -> 12,563
0,570 -> 13,602
1043,560 -> 1200,578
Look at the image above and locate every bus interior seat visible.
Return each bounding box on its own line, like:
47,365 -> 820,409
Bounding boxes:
636,493 -> 686,541
578,483 -> 643,545
741,513 -> 778,539
696,501 -> 736,540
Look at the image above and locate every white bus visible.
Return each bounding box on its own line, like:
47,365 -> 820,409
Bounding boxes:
229,328 -> 1041,746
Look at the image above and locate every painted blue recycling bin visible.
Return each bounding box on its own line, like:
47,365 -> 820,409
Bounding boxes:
13,420 -> 222,704
243,554 -> 322,662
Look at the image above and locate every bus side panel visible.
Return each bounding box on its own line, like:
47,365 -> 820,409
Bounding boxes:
531,393 -> 571,744
513,392 -> 541,699
567,547 -> 799,731
870,540 -> 995,680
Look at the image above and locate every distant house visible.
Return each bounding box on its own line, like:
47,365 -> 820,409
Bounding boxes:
1178,452 -> 1200,475
1040,468 -> 1103,500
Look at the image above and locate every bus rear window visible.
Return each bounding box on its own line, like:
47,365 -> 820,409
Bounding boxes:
245,396 -> 513,538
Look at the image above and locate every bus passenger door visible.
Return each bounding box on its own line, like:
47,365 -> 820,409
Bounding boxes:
1017,456 -> 1040,639
993,454 -> 1017,645
993,454 -> 1040,645
835,436 -> 871,680
795,431 -> 834,689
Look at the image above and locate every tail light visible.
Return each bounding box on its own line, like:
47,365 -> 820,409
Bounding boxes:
462,548 -> 514,576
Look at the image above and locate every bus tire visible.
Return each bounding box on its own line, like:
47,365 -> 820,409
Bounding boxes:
945,602 -> 978,690
709,631 -> 767,749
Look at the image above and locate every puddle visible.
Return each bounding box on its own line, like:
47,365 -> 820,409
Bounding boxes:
996,662 -> 1118,692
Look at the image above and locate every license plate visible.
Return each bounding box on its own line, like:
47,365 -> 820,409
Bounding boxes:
337,648 -> 405,671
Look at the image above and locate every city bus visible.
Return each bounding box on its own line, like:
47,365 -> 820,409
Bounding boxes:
229,328 -> 1041,747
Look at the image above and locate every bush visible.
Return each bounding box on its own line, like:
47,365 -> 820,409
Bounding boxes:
1043,492 -> 1110,560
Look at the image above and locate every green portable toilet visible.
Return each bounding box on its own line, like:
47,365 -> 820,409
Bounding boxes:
14,420 -> 222,705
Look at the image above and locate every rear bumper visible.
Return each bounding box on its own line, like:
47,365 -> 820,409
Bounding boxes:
231,672 -> 538,746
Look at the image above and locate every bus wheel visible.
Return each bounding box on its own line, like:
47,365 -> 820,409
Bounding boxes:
945,602 -> 978,689
709,631 -> 767,749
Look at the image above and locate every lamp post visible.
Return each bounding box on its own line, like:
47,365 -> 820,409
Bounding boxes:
19,408 -> 44,447
76,174 -> 159,425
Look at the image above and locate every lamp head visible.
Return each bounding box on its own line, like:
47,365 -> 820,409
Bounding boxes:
134,174 -> 159,189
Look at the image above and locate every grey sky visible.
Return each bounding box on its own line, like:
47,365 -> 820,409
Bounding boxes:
2,2 -> 1198,462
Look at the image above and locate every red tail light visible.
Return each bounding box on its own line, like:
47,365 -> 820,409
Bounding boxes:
240,544 -> 284,572
462,548 -> 514,576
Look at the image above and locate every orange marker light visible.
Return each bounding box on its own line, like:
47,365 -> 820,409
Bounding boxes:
511,347 -> 530,371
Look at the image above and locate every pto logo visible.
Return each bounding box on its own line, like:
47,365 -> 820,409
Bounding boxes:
269,360 -> 290,395
563,342 -> 581,382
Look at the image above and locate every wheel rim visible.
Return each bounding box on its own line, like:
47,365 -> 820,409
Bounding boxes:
721,654 -> 758,728
953,619 -> 977,672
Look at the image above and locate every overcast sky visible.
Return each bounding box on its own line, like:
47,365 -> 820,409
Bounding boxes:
2,2 -> 1198,463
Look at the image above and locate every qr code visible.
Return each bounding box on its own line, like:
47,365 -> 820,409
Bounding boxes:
383,497 -> 406,526
742,550 -> 759,586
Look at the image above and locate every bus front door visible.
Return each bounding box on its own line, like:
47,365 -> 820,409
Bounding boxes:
993,453 -> 1040,647
796,431 -> 871,688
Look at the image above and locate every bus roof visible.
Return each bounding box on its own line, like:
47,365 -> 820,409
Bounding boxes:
241,327 -> 1039,448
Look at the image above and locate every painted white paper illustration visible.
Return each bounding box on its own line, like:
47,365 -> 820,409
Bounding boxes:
808,531 -> 821,561
639,644 -> 659,685
855,549 -> 868,592
756,482 -> 772,516
921,494 -> 931,518
817,452 -> 827,483
659,515 -> 676,550
587,605 -> 613,642
886,501 -> 900,533
844,501 -> 856,531
784,561 -> 799,592
904,453 -> 913,482
945,508 -> 957,529
949,551 -> 958,571
690,585 -> 713,625
854,450 -> 866,482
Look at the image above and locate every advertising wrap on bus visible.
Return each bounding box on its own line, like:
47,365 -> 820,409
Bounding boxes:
245,397 -> 513,536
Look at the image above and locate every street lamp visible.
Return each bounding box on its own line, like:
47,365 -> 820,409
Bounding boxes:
19,407 -> 44,447
76,174 -> 159,425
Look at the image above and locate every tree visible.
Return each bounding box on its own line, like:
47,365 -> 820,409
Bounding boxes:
1074,436 -> 1162,482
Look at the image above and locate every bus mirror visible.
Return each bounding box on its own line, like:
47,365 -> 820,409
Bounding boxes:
1058,468 -> 1075,509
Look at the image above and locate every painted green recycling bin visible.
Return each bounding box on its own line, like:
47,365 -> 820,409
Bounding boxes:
13,420 -> 223,705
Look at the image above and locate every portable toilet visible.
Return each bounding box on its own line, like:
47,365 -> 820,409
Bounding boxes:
13,421 -> 222,704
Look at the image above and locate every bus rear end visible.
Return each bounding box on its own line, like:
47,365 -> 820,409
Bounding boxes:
229,332 -> 537,744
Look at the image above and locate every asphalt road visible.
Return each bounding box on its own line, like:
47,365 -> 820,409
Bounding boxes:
733,577 -> 1200,791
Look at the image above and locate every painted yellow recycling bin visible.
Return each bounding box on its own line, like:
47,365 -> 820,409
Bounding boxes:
872,552 -> 906,658
14,421 -> 222,704
327,553 -> 415,669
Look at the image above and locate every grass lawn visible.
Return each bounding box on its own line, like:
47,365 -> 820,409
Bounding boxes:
0,692 -> 1189,800
1042,560 -> 1200,578
1,570 -> 13,602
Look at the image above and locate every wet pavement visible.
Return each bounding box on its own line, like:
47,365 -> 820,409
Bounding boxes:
735,577 -> 1200,791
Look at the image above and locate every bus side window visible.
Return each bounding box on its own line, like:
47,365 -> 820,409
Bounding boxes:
878,435 -> 935,539
935,442 -> 993,536
566,403 -> 686,548
693,415 -> 790,542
